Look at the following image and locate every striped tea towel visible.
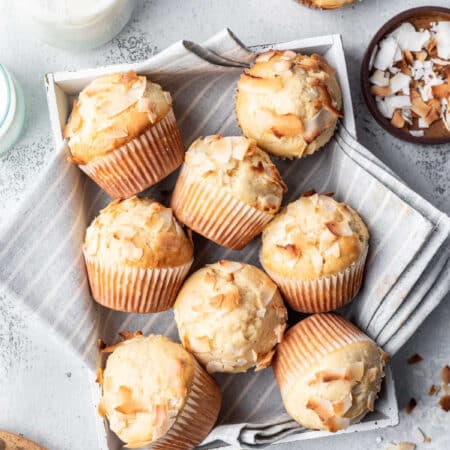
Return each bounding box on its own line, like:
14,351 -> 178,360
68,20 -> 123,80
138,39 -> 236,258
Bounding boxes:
0,29 -> 449,449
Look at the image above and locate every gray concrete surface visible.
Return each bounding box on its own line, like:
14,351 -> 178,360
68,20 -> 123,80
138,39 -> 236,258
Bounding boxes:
0,1 -> 449,449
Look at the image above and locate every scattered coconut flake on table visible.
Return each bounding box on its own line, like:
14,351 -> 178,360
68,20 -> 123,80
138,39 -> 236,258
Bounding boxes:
369,19 -> 450,137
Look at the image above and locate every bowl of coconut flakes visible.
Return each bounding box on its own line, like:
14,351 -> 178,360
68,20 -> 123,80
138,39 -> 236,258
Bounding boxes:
361,6 -> 450,145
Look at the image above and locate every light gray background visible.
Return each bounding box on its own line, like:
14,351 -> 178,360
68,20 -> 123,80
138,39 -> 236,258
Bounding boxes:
0,1 -> 449,449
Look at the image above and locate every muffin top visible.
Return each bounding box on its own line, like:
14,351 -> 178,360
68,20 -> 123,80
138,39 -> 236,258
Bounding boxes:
98,334 -> 195,448
300,0 -> 356,9
174,260 -> 288,373
63,71 -> 172,164
84,196 -> 193,269
183,135 -> 287,213
236,50 -> 342,158
261,192 -> 369,280
274,315 -> 386,432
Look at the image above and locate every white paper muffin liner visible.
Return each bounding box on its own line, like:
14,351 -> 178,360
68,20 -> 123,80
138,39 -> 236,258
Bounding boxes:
79,109 -> 184,199
84,253 -> 192,313
149,358 -> 221,450
171,166 -> 274,250
263,245 -> 368,313
273,313 -> 373,396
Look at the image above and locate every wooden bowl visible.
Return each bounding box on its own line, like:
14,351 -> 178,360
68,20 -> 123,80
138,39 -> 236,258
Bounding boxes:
360,6 -> 450,145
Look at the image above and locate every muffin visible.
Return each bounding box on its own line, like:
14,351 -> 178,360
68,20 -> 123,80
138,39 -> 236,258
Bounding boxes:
236,50 -> 342,158
171,135 -> 286,250
174,260 -> 288,373
63,71 -> 184,198
98,333 -> 221,449
298,0 -> 357,9
273,313 -> 388,432
84,196 -> 193,313
261,191 -> 369,313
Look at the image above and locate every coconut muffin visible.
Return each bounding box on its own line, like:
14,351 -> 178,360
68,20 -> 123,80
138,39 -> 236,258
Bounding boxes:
84,196 -> 193,313
298,0 -> 357,9
273,314 -> 387,432
63,71 -> 184,198
171,135 -> 287,250
236,50 -> 342,159
174,260 -> 288,373
98,334 -> 221,449
261,191 -> 369,312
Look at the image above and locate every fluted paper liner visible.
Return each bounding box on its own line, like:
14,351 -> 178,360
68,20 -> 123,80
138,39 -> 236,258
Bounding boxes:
79,109 -> 184,199
273,313 -> 373,395
84,253 -> 192,313
171,167 -> 274,250
264,245 -> 368,313
150,359 -> 221,450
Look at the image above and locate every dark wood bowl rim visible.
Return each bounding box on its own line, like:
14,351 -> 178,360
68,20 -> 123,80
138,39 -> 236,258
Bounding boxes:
360,6 -> 450,146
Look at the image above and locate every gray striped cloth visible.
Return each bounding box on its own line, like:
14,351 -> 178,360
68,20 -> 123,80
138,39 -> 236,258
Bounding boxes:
0,30 -> 448,449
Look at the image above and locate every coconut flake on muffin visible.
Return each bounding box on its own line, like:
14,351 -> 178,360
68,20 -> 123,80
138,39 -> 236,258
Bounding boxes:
236,51 -> 342,159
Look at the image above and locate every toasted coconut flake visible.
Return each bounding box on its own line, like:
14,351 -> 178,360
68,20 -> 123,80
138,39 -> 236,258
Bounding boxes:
137,97 -> 154,113
281,50 -> 297,60
405,397 -> 417,414
347,361 -> 365,382
255,50 -> 276,63
306,397 -> 334,422
428,384 -> 440,396
411,90 -> 432,118
403,49 -> 414,65
121,241 -> 143,261
119,330 -> 142,341
333,393 -> 353,416
274,60 -> 294,73
370,69 -> 390,87
97,339 -> 106,350
303,108 -> 337,143
308,368 -> 348,385
310,248 -> 324,275
324,241 -> 340,258
255,350 -> 276,371
407,353 -> 423,364
391,110 -> 405,128
325,220 -> 353,237
441,365 -> 450,385
319,227 -> 337,252
439,395 -> 450,412
239,73 -> 284,93
432,82 -> 450,99
302,189 -> 317,197
218,260 -> 243,273
255,108 -> 304,137
371,85 -> 392,96
326,416 -> 351,432
231,139 -> 251,160
374,37 -> 399,71
276,243 -> 301,259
